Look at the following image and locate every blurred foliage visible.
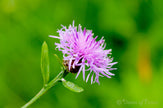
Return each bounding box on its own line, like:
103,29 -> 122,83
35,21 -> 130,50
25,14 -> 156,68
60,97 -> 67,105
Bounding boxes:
0,0 -> 163,108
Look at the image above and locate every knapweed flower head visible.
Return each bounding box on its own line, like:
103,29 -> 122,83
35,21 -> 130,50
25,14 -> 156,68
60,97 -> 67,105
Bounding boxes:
50,21 -> 117,84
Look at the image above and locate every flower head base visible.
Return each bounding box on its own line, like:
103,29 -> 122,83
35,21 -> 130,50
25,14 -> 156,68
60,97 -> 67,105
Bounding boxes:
50,21 -> 117,84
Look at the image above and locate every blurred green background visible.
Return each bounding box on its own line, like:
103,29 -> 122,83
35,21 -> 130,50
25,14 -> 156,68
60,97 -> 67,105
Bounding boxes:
0,0 -> 163,108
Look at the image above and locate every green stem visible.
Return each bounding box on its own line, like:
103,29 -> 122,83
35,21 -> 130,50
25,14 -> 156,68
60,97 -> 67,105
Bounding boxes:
21,70 -> 66,108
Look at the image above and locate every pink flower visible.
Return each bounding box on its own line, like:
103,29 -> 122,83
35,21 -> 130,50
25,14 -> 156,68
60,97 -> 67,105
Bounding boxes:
50,21 -> 117,84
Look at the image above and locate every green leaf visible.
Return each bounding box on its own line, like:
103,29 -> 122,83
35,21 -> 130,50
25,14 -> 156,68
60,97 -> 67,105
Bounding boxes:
62,78 -> 84,92
41,41 -> 50,85
53,54 -> 64,68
